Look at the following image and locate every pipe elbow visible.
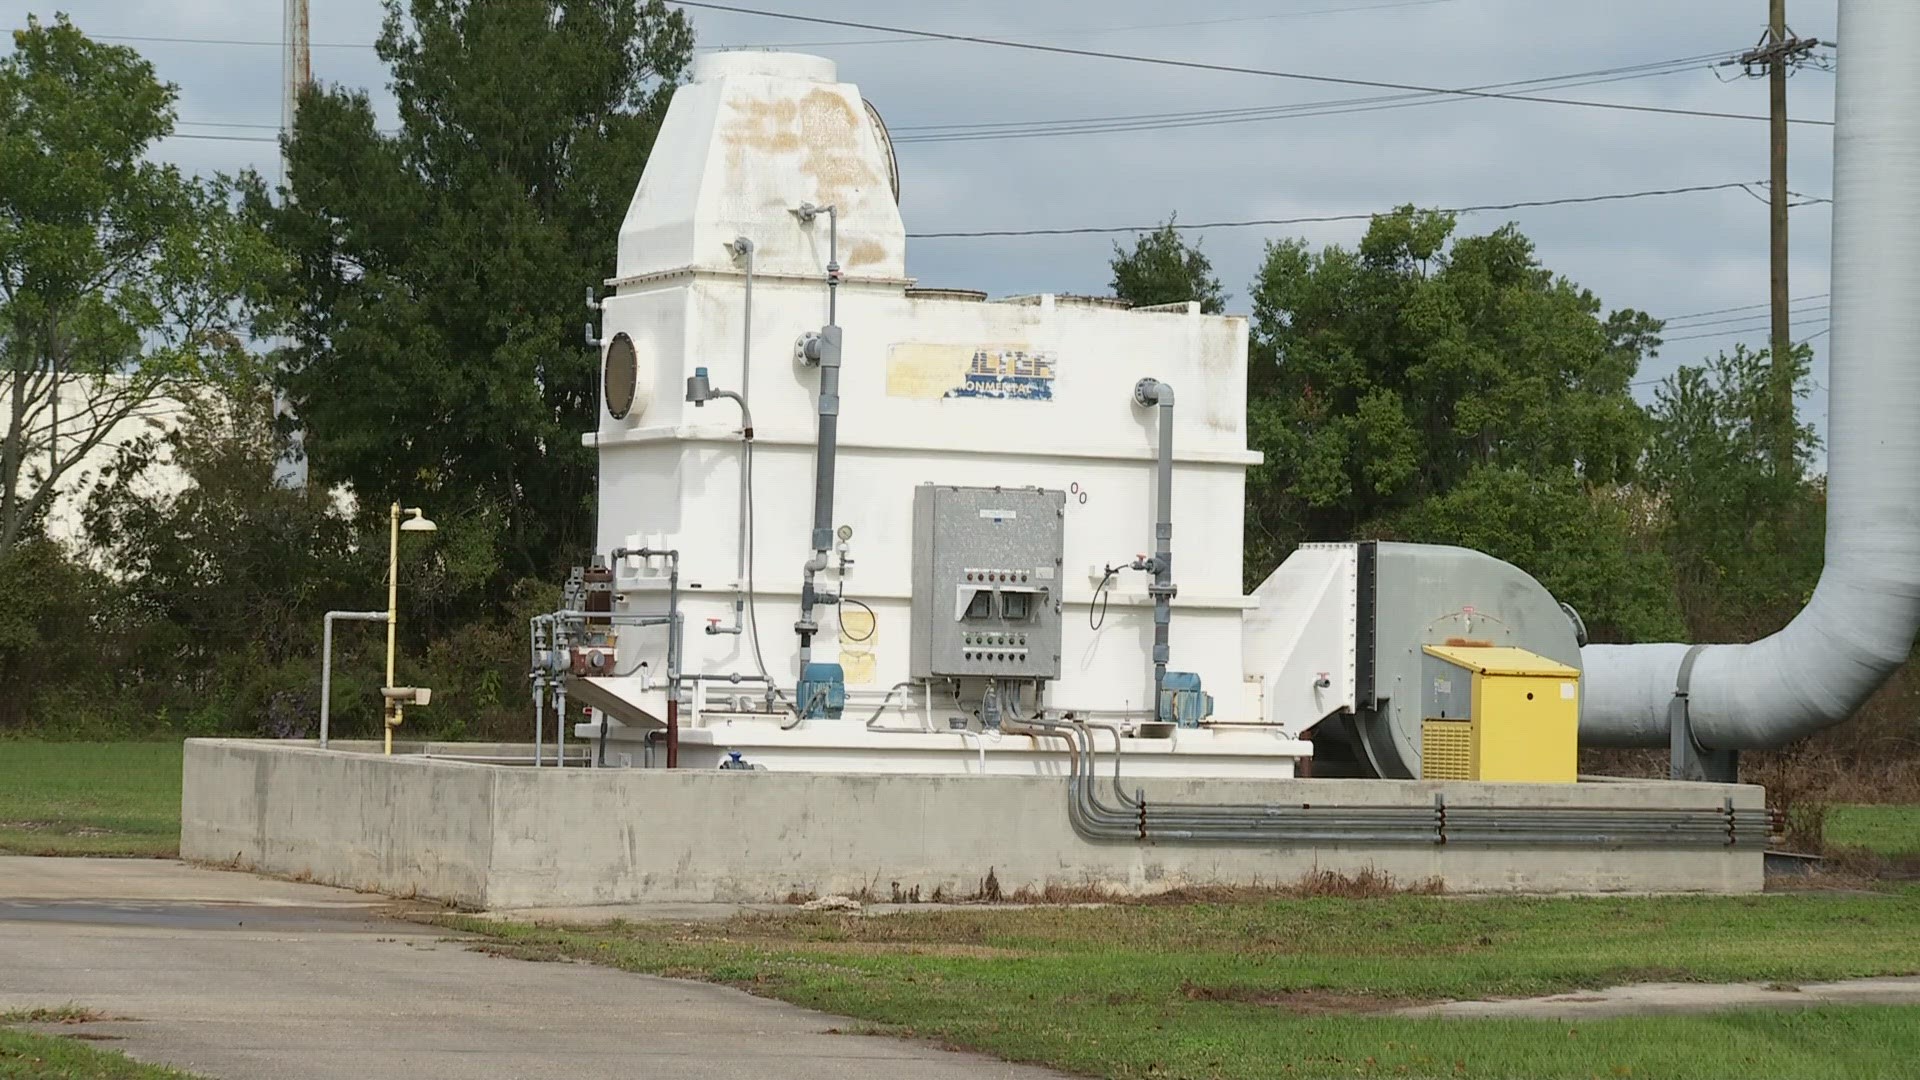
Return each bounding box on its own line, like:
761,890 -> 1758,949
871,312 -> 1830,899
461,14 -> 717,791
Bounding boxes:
1132,378 -> 1173,408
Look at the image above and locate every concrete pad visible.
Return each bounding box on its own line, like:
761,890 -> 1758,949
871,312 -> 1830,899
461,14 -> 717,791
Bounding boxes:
1399,977 -> 1920,1020
182,738 -> 1768,909
0,856 -> 1060,1080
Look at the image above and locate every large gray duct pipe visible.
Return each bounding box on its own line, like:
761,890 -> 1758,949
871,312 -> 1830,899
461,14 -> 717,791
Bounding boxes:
1581,0 -> 1920,765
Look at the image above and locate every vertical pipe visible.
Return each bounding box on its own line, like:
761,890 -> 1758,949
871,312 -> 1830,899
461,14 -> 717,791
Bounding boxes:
532,672 -> 545,768
384,502 -> 399,756
529,615 -> 543,767
667,550 -> 681,768
809,344 -> 842,557
1132,379 -> 1177,719
825,205 -> 840,326
796,205 -> 843,668
734,237 -> 756,632
556,679 -> 568,767
667,697 -> 680,768
320,614 -> 334,749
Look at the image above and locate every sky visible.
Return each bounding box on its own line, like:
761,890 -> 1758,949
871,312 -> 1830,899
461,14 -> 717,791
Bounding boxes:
6,0 -> 1842,442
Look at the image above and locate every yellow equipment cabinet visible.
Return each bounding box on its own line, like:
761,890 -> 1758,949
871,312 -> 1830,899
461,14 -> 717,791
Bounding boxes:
1418,645 -> 1580,782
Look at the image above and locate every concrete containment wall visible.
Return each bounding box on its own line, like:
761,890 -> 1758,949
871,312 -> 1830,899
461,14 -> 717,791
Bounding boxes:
182,740 -> 1766,910
183,741 -> 498,905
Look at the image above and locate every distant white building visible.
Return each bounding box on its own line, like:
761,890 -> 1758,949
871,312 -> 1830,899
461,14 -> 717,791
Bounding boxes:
20,379 -> 192,551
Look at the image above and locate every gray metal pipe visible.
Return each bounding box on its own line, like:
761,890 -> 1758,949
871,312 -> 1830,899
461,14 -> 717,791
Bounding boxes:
1581,0 -> 1920,757
807,360 -> 841,559
709,235 -> 757,638
319,610 -> 386,749
794,203 -> 843,666
1130,379 -> 1177,721
529,615 -> 545,767
539,610 -> 673,624
532,672 -> 545,768
555,677 -> 568,767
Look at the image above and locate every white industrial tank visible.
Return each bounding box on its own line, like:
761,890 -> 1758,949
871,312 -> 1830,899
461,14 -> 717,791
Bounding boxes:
545,51 -> 1582,779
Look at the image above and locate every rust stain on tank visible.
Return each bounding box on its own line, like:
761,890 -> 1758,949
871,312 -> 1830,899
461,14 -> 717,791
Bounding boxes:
717,89 -> 890,265
1199,327 -> 1242,433
798,88 -> 880,201
846,240 -> 889,268
722,97 -> 803,156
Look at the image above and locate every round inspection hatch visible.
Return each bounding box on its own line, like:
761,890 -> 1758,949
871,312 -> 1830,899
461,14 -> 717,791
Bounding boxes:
603,333 -> 637,420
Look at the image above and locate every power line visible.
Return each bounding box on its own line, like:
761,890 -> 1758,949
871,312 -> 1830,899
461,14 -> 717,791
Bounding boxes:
94,33 -> 370,49
100,2 -> 1463,53
1662,311 -> 1830,336
892,55 -> 1733,145
1047,0 -> 1463,32
162,131 -> 279,143
1735,182 -> 1830,208
1629,324 -> 1832,389
168,50 -> 1731,149
895,51 -> 1728,131
907,181 -> 1764,239
1660,292 -> 1828,322
670,1 -> 1834,128
1666,301 -> 1829,330
1662,316 -> 1828,344
722,0 -> 1464,47
178,120 -> 284,130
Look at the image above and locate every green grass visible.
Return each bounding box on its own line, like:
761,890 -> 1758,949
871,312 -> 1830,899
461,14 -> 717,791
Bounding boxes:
460,887 -> 1920,1080
0,1028 -> 200,1079
0,1012 -> 103,1027
1826,804 -> 1920,856
0,743 -> 181,858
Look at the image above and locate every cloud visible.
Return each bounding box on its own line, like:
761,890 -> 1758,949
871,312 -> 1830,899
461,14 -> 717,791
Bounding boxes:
10,0 -> 1838,437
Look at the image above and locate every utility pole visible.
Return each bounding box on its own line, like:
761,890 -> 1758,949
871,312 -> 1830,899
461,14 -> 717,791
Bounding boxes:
1739,2 -> 1818,476
282,0 -> 310,179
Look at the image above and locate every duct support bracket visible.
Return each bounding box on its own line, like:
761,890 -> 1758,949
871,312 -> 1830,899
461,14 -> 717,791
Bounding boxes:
1668,644 -> 1739,783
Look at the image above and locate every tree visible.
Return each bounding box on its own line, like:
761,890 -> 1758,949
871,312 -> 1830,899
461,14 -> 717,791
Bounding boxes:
84,359 -> 368,676
1644,342 -> 1824,637
1109,218 -> 1227,313
1376,466 -> 1685,643
262,0 -> 694,597
0,16 -> 278,559
1242,207 -> 1656,580
0,534 -> 95,727
79,354 -> 556,740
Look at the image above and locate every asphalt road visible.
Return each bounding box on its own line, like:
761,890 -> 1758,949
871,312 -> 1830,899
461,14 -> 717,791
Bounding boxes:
0,856 -> 1059,1079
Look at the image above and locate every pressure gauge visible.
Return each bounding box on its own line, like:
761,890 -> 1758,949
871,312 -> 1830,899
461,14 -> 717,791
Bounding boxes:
837,524 -> 854,542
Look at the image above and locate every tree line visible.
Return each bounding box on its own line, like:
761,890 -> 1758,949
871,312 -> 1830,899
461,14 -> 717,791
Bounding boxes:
3,5 -> 1884,767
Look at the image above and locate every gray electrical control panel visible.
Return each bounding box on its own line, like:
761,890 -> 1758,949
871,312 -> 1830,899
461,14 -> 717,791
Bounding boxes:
910,484 -> 1066,680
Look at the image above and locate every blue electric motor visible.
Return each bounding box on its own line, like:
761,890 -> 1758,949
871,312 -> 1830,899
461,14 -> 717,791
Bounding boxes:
797,662 -> 846,720
1158,671 -> 1214,728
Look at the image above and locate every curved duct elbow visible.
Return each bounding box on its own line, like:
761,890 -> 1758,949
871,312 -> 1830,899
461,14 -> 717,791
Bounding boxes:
1582,0 -> 1920,752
